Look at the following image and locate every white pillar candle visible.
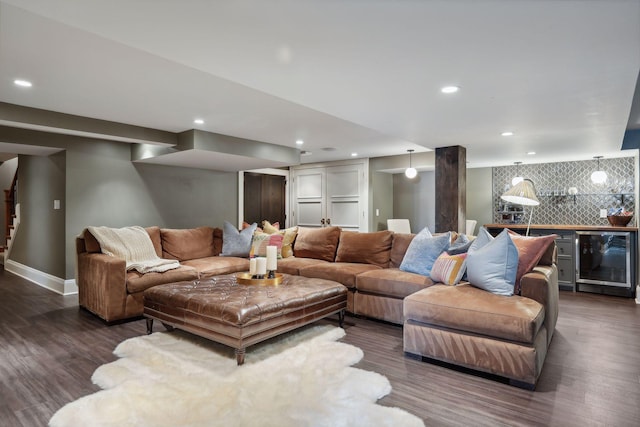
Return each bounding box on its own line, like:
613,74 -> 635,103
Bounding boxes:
266,245 -> 278,271
249,258 -> 257,275
256,257 -> 267,276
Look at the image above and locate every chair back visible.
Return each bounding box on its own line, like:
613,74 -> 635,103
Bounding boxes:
466,219 -> 477,236
387,219 -> 411,234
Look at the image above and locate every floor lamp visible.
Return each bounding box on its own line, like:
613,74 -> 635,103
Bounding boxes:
501,179 -> 540,236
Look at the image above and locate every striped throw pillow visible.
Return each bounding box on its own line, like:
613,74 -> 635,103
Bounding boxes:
429,252 -> 468,286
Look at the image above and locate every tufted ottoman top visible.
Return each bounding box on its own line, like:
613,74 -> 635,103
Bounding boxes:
144,274 -> 347,327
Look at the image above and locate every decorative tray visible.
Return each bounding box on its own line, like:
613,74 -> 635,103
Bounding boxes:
236,272 -> 284,286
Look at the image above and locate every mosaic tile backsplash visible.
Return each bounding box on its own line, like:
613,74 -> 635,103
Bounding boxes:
492,157 -> 637,226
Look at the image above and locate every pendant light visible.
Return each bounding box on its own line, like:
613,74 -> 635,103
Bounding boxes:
590,156 -> 607,184
405,149 -> 417,179
512,162 -> 523,186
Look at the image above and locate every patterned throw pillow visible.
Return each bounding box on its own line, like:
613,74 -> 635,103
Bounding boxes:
430,252 -> 468,285
262,220 -> 298,258
399,228 -> 452,277
221,221 -> 257,257
250,233 -> 284,258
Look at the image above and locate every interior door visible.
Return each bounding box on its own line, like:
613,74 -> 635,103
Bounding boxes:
292,167 -> 325,228
326,164 -> 364,231
243,173 -> 286,226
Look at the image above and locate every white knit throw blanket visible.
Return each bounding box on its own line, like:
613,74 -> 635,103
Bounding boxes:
88,226 -> 180,274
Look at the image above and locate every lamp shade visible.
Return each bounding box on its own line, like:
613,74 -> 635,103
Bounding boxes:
501,179 -> 540,206
405,167 -> 417,179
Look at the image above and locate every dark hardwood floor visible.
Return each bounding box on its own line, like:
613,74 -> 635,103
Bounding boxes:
1,267 -> 639,426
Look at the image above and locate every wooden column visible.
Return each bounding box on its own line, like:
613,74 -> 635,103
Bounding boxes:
435,146 -> 466,233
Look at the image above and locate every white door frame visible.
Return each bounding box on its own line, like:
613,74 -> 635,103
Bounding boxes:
238,168 -> 290,229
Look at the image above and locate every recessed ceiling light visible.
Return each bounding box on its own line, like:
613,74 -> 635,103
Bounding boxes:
14,79 -> 32,87
296,139 -> 304,145
441,86 -> 459,94
193,119 -> 204,125
527,151 -> 536,155
501,131 -> 514,137
351,152 -> 358,157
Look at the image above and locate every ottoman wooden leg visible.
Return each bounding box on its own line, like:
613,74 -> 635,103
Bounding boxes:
236,348 -> 246,365
338,309 -> 345,328
146,318 -> 154,335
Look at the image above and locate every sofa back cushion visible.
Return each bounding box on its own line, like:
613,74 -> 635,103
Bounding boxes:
161,226 -> 217,261
293,226 -> 341,262
84,226 -> 162,257
145,226 -> 163,258
213,227 -> 223,256
335,230 -> 393,267
390,233 -> 416,268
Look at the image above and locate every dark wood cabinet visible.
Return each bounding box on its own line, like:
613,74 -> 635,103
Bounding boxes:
485,224 -> 638,297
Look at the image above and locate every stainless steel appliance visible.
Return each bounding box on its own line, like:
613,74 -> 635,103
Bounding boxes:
575,231 -> 635,296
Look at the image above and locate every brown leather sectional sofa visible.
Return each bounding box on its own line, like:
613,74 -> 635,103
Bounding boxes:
76,224 -> 558,388
76,226 -> 249,323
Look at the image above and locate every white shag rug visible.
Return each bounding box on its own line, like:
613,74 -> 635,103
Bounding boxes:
50,325 -> 424,427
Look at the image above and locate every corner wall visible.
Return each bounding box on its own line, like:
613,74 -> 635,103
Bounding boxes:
64,141 -> 237,279
11,153 -> 66,278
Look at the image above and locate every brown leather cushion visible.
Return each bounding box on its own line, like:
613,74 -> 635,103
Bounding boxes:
298,262 -> 381,289
335,230 -> 393,268
182,256 -> 249,278
293,226 -> 341,262
404,284 -> 545,344
390,233 -> 415,268
356,268 -> 435,299
212,227 -> 223,256
126,265 -> 199,294
146,226 -> 163,258
276,257 -> 328,275
161,227 -> 217,261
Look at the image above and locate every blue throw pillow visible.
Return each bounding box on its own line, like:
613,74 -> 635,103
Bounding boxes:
221,221 -> 257,257
400,228 -> 452,276
466,229 -> 518,296
468,227 -> 493,252
447,233 -> 473,255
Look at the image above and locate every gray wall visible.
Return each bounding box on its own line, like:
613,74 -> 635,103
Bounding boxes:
369,171 -> 393,231
393,171 -> 436,233
10,137 -> 238,279
467,167 -> 493,232
11,153 -> 66,278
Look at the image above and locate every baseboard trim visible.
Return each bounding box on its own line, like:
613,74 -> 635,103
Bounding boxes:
4,259 -> 78,296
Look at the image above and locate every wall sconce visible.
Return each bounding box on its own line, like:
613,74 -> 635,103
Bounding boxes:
512,161 -> 523,186
405,149 -> 417,179
591,156 -> 607,184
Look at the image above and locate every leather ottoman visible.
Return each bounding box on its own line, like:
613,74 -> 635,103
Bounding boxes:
143,274 -> 347,364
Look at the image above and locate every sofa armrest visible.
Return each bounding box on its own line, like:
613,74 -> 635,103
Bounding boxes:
77,251 -> 127,322
520,264 -> 559,345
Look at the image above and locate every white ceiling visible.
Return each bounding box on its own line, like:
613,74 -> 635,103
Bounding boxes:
1,0 -> 639,169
